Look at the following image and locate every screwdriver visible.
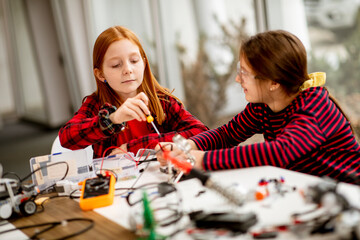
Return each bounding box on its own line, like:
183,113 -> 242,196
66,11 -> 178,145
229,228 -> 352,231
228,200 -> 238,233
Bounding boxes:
146,115 -> 161,137
147,114 -> 170,179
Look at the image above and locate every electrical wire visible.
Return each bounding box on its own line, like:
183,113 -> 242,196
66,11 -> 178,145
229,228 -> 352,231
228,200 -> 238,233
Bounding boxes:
0,217 -> 94,240
95,168 -> 118,181
100,141 -> 154,173
114,160 -> 151,197
69,189 -> 81,199
20,161 -> 69,184
2,172 -> 21,181
100,146 -> 137,171
136,158 -> 157,165
125,181 -> 184,225
35,195 -> 71,214
154,206 -> 183,227
125,182 -> 164,206
18,161 -> 70,196
2,161 -> 70,211
154,143 -> 173,155
0,126 -> 172,237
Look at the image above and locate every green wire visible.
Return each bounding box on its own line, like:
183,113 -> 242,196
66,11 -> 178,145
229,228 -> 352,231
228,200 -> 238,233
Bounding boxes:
137,190 -> 166,240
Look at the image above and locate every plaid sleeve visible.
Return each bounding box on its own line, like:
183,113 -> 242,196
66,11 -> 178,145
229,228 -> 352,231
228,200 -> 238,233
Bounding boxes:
126,96 -> 209,153
59,96 -> 122,150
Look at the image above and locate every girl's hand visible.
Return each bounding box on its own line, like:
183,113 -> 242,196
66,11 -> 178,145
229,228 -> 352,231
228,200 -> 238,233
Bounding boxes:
155,142 -> 176,166
109,143 -> 127,156
110,92 -> 150,124
155,141 -> 204,169
190,150 -> 205,169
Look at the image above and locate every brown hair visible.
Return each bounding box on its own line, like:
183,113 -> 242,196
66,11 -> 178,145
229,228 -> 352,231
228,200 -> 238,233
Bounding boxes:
92,26 -> 181,124
240,30 -> 308,95
240,30 -> 354,132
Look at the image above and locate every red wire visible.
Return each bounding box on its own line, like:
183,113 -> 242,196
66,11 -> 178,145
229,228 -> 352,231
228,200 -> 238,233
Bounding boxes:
100,140 -> 160,172
138,141 -> 155,161
99,127 -> 178,174
100,146 -> 137,172
162,149 -> 193,174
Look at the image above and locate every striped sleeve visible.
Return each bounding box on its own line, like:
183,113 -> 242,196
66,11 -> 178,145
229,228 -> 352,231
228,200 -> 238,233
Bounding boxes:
202,115 -> 326,170
191,103 -> 263,151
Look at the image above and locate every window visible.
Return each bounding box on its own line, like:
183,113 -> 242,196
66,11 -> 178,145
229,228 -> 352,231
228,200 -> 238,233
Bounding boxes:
304,0 -> 360,137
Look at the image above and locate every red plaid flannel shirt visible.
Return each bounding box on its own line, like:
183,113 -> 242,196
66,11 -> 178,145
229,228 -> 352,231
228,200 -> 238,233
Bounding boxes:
59,94 -> 208,158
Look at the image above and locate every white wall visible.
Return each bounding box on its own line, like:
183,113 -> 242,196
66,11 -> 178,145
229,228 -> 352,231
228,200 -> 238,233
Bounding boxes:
266,0 -> 310,49
0,5 -> 14,115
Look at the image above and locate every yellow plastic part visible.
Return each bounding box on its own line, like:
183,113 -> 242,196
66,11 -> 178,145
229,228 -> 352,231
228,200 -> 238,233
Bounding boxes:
146,115 -> 154,123
35,197 -> 49,205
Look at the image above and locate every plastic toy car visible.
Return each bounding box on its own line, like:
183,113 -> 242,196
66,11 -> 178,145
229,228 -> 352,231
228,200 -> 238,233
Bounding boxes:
0,177 -> 39,219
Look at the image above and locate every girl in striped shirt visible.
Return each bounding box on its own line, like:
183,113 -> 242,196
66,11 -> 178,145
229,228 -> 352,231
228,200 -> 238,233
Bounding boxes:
157,30 -> 360,184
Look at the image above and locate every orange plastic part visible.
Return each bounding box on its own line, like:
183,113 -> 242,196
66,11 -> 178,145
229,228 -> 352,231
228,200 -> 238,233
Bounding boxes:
255,188 -> 269,201
79,174 -> 115,211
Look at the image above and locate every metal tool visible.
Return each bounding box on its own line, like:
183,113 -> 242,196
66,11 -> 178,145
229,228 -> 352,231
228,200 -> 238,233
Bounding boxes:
146,115 -> 172,180
146,115 -> 161,137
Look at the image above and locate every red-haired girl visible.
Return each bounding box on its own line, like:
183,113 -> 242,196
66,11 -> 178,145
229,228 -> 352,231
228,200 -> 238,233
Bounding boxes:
59,26 -> 208,158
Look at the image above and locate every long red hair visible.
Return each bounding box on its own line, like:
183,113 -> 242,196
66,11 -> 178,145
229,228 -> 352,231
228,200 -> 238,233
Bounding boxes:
93,26 -> 180,124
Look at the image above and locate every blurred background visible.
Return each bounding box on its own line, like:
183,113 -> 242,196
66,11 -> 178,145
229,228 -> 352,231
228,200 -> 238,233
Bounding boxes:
1,0 -> 360,178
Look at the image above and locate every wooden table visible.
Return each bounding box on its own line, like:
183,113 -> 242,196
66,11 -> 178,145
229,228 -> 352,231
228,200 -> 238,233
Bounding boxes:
10,195 -> 136,239
6,165 -> 360,240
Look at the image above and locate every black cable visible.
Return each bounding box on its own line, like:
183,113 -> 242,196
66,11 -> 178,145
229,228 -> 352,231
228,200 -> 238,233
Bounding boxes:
2,172 -> 21,181
38,163 -> 70,195
154,207 -> 183,227
20,161 -> 69,184
125,182 -> 165,206
115,161 -> 151,197
154,143 -> 173,155
126,180 -> 184,231
35,195 -> 71,214
0,218 -> 94,240
115,187 -> 136,190
69,189 -> 81,199
57,218 -> 94,240
95,168 -> 118,181
137,158 -> 157,165
136,149 -> 158,165
17,161 -> 69,196
31,223 -> 58,239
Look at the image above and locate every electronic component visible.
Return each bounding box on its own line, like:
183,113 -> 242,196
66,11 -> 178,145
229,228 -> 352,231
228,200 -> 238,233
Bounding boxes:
79,173 -> 115,211
163,150 -> 246,206
0,178 -> 38,219
189,211 -> 257,233
172,134 -> 195,165
29,149 -> 92,191
55,180 -> 82,196
291,177 -> 360,239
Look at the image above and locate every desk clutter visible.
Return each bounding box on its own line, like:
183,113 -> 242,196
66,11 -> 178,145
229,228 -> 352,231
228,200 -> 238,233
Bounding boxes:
1,138 -> 360,239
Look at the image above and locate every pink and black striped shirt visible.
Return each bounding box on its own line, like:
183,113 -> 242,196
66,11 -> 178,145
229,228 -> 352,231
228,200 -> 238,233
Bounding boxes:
191,87 -> 360,184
